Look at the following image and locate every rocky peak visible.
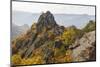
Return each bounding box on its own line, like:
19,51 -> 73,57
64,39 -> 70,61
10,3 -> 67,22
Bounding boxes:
36,11 -> 58,33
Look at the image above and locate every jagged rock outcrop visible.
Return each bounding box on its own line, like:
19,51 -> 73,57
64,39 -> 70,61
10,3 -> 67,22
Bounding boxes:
71,31 -> 96,61
36,11 -> 64,35
12,11 -> 64,59
36,11 -> 57,32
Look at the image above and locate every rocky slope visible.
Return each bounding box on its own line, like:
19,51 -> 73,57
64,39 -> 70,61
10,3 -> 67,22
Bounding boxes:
11,11 -> 96,65
12,11 -> 64,58
70,31 -> 96,61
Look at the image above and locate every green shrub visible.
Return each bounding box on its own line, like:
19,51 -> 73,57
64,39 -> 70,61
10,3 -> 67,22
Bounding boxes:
83,20 -> 96,32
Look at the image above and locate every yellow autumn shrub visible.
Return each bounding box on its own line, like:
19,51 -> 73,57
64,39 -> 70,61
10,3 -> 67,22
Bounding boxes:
65,49 -> 73,62
11,54 -> 22,65
21,55 -> 44,65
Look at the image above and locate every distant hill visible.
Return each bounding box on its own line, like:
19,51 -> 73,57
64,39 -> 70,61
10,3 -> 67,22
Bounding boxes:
12,11 -> 95,28
12,23 -> 29,39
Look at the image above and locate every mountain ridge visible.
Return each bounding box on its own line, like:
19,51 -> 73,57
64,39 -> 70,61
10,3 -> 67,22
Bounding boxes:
11,11 -> 96,65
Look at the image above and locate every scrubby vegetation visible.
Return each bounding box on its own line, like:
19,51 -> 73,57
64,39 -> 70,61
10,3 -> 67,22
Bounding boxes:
83,20 -> 96,32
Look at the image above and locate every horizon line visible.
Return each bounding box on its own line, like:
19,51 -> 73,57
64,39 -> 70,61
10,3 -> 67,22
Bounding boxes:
13,10 -> 95,16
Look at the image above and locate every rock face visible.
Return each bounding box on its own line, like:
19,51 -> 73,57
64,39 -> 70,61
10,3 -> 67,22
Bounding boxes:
36,11 -> 63,36
36,11 -> 64,35
36,11 -> 58,33
71,31 -> 96,61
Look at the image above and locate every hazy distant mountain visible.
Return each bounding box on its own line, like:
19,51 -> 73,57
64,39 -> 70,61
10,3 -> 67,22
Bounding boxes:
12,23 -> 29,39
12,11 -> 38,26
12,11 -> 95,28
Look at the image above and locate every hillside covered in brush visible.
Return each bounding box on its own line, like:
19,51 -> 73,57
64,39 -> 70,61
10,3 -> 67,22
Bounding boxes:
11,11 -> 96,65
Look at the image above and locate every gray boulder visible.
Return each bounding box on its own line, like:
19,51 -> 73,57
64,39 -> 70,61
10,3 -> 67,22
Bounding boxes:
71,31 -> 96,61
